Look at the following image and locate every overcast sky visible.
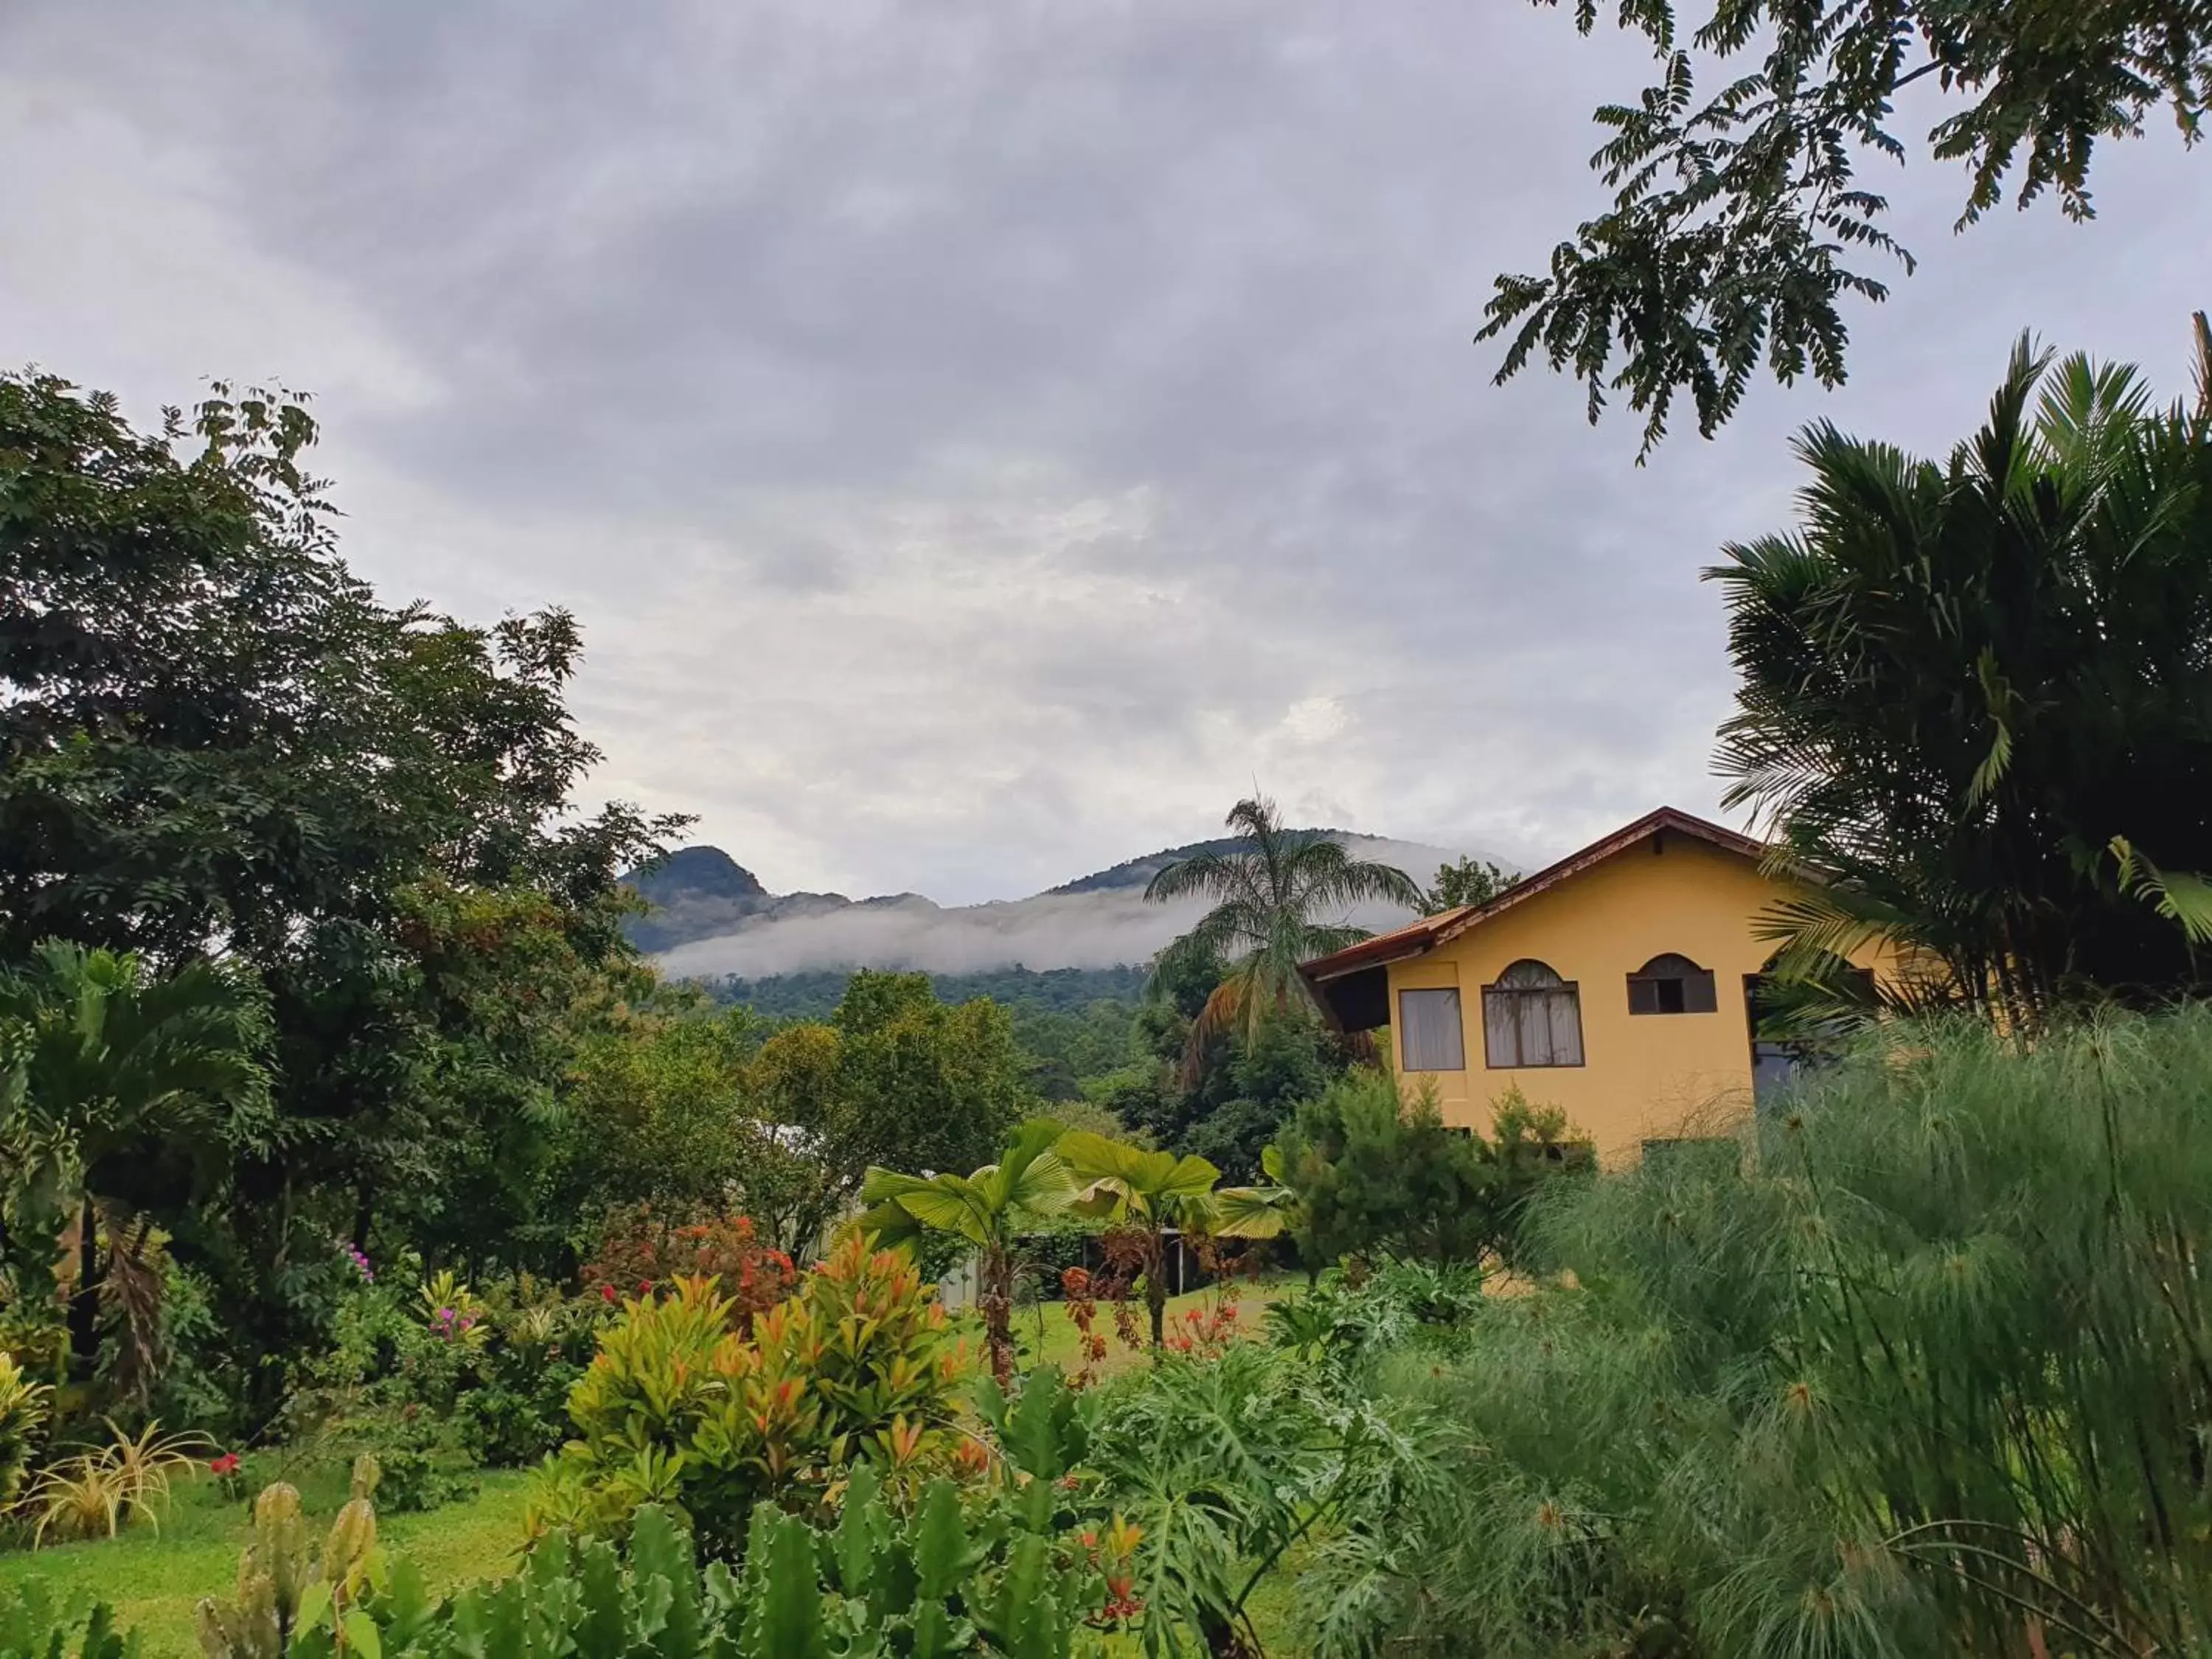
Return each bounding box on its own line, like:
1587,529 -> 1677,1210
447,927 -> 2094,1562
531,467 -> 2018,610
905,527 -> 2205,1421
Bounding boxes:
4,3 -> 2206,904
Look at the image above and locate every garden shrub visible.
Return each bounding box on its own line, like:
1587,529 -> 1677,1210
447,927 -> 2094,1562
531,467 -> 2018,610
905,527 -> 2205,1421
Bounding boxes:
1265,1259 -> 1490,1365
192,1372 -> 1118,1657
0,1352 -> 49,1506
1272,1071 -> 1590,1270
287,1262 -> 606,1479
1085,1342 -> 1425,1659
356,1478 -> 1108,1658
529,1231 -> 972,1555
580,1208 -> 797,1330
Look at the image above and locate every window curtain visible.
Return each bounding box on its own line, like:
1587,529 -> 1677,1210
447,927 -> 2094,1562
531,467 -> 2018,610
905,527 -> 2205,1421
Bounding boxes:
1399,987 -> 1465,1071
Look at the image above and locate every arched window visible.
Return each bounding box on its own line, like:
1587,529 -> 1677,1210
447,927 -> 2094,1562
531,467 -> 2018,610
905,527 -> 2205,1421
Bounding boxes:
1482,959 -> 1585,1068
1627,953 -> 1718,1015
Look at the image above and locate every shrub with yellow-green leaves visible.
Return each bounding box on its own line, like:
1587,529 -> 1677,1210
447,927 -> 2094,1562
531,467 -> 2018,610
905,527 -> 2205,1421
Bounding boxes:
526,1230 -> 973,1557
0,1351 -> 49,1507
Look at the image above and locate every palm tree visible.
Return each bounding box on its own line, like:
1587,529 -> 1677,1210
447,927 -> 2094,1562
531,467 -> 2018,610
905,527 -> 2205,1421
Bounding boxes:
1711,321 -> 2212,1026
1145,796 -> 1422,1074
858,1118 -> 1074,1386
1056,1130 -> 1284,1349
0,940 -> 270,1385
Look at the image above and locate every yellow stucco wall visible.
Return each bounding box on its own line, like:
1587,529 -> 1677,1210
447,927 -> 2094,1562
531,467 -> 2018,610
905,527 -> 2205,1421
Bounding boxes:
1388,832 -> 1813,1164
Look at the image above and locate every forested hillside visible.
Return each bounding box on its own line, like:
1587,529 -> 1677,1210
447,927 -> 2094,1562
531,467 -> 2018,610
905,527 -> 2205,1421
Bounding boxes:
705,964 -> 1150,1020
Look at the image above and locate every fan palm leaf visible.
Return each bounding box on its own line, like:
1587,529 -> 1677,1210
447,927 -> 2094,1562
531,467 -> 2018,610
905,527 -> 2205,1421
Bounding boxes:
857,1117 -> 1073,1384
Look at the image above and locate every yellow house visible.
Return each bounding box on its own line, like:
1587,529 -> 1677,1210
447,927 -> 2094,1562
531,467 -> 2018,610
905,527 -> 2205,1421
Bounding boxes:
1298,807 -> 1858,1163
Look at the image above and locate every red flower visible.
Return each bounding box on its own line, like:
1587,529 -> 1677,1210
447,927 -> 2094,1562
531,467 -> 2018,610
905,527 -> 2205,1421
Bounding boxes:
599,1282 -> 618,1303
209,1453 -> 241,1476
637,1279 -> 654,1295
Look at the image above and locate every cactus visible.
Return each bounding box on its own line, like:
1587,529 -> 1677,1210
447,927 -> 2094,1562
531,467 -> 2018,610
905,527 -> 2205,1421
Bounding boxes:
195,1461 -> 386,1659
0,1579 -> 138,1659
283,1470 -> 1104,1657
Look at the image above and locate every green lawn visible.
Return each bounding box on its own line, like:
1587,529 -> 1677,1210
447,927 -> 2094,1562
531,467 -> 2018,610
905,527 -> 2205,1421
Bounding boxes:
1011,1276 -> 1292,1375
0,1464 -> 532,1658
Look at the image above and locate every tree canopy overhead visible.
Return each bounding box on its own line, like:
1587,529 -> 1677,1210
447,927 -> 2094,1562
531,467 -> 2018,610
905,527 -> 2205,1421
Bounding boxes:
1488,0 -> 2211,454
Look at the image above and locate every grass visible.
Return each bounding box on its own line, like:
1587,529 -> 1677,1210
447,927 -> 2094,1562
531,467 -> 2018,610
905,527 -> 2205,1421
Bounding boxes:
1009,1274 -> 1293,1375
0,1462 -> 532,1658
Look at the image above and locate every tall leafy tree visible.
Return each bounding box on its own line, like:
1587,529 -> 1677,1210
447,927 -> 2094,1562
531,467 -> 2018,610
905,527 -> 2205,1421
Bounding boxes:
859,1119 -> 1075,1385
1711,321 -> 2212,1023
1422,856 -> 1520,916
0,367 -> 684,1388
1108,998 -> 1350,1183
747,971 -> 1034,1255
1144,796 -> 1421,1077
1489,1 -> 2212,453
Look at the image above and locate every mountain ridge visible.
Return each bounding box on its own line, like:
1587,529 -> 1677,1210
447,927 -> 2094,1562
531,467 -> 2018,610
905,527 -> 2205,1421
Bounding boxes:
623,830 -> 1484,977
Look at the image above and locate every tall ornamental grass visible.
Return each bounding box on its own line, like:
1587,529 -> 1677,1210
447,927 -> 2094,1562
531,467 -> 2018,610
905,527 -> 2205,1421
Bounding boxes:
1310,1009 -> 2212,1658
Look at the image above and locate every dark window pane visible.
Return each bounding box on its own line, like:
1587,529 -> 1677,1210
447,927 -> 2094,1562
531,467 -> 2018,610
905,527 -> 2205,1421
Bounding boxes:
1629,953 -> 1719,1015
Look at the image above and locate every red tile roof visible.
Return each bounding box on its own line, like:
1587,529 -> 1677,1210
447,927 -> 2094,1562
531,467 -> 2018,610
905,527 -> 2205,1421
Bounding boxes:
1298,807 -> 1767,984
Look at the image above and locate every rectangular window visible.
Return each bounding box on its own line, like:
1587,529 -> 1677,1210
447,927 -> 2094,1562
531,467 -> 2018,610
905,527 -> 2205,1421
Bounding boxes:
1481,984 -> 1585,1067
1398,987 -> 1466,1071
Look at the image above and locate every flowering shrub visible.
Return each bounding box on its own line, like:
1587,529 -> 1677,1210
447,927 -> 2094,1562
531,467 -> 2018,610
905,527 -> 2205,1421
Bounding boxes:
528,1232 -> 971,1556
1163,1301 -> 1242,1359
1059,1265 -> 1144,1390
416,1269 -> 489,1349
341,1241 -> 375,1284
288,1262 -> 610,1482
581,1208 -> 797,1333
209,1450 -> 246,1502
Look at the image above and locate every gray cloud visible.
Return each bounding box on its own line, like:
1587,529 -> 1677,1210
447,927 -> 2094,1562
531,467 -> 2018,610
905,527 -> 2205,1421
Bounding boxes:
3,1 -> 2207,903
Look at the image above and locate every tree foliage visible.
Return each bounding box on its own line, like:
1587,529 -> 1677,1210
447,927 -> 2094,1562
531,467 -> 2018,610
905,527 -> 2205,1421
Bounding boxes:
1421,857 -> 1520,916
1272,1070 -> 1590,1270
1145,796 -> 1419,1077
546,995 -> 773,1242
1489,0 -> 2212,452
0,367 -> 684,1404
746,971 -> 1034,1253
1711,322 -> 2212,1023
0,942 -> 271,1386
1102,941 -> 1357,1183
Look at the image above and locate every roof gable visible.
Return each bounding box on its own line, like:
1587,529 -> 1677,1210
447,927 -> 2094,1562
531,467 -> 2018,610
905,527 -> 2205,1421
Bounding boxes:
1299,807 -> 1764,985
